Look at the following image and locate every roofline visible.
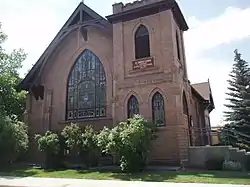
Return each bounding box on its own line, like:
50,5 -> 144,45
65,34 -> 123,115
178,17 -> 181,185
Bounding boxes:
106,0 -> 188,31
19,2 -> 112,90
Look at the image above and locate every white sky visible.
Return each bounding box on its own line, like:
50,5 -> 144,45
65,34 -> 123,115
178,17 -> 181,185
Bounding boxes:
1,0 -> 250,126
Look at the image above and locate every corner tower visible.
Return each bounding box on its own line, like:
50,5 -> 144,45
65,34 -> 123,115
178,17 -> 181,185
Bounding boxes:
107,0 -> 190,164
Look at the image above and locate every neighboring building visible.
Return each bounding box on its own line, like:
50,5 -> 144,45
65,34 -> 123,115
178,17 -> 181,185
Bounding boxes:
211,126 -> 223,145
19,0 -> 215,165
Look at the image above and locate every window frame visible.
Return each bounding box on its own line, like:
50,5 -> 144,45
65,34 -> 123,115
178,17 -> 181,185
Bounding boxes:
134,25 -> 151,60
152,92 -> 165,127
127,95 -> 140,119
66,49 -> 106,120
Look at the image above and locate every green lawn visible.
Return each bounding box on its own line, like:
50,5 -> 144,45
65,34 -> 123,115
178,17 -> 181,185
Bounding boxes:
0,166 -> 250,185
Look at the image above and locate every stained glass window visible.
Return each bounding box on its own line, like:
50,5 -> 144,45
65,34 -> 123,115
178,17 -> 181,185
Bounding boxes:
127,95 -> 139,118
152,92 -> 165,126
67,49 -> 106,120
135,25 -> 150,59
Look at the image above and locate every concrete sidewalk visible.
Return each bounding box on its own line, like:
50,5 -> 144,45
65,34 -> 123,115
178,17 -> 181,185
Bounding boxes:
0,177 -> 248,187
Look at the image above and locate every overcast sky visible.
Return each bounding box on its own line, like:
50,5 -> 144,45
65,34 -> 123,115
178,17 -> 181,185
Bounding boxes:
1,0 -> 250,126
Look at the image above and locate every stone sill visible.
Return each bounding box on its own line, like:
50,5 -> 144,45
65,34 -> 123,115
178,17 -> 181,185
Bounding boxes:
59,117 -> 113,124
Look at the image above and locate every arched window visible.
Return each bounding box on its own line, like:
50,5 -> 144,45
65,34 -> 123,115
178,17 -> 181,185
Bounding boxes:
152,92 -> 165,126
135,25 -> 150,59
176,30 -> 181,60
127,95 -> 139,118
182,92 -> 188,115
66,49 -> 106,120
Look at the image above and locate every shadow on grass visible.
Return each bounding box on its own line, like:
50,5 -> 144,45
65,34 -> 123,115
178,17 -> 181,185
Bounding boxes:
0,167 -> 37,178
109,171 -> 177,181
0,165 -> 249,182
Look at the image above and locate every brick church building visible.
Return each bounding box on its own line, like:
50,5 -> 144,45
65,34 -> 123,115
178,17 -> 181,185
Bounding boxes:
19,0 -> 215,165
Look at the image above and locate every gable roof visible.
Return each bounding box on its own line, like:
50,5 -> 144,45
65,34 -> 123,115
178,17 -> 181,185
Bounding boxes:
192,82 -> 211,101
19,2 -> 111,90
191,80 -> 215,112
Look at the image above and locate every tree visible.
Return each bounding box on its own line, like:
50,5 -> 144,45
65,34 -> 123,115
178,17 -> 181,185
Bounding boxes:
223,49 -> 250,146
0,23 -> 27,120
0,23 -> 29,166
0,113 -> 29,166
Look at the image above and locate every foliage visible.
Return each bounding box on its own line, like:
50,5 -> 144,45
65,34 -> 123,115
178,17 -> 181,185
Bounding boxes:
0,23 -> 27,121
35,131 -> 60,168
35,131 -> 60,154
0,114 -> 29,165
61,124 -> 99,167
235,143 -> 250,152
98,115 -> 156,172
61,123 -> 82,151
223,160 -> 242,171
81,125 -> 99,167
205,156 -> 224,170
223,49 -> 250,146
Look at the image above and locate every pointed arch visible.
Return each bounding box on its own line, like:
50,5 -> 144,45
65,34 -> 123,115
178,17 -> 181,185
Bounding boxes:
176,30 -> 181,60
127,95 -> 139,118
134,24 -> 150,59
182,91 -> 188,115
66,49 -> 106,120
152,92 -> 165,126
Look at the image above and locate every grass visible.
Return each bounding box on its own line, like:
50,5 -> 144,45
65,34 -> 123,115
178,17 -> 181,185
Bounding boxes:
0,166 -> 250,185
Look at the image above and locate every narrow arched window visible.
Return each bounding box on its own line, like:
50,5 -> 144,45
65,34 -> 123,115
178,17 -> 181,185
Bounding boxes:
66,49 -> 106,120
135,25 -> 150,59
176,30 -> 181,60
152,92 -> 165,126
127,95 -> 139,118
183,92 -> 188,115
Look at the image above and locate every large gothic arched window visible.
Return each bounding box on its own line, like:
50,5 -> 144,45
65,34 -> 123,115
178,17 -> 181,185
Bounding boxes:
127,95 -> 139,118
152,92 -> 165,126
135,25 -> 150,59
66,49 -> 106,120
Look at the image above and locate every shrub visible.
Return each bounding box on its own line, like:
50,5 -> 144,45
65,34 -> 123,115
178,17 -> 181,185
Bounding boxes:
61,124 -> 99,168
236,143 -> 250,152
0,114 -> 29,166
35,131 -> 60,169
98,115 -> 156,173
205,156 -> 224,170
61,123 -> 82,153
80,125 -> 99,167
223,160 -> 242,171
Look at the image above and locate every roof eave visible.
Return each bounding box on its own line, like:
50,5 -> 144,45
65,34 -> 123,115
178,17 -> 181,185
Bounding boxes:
106,0 -> 188,31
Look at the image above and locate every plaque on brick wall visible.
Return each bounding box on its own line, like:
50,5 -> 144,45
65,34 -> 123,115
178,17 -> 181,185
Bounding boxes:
132,57 -> 154,70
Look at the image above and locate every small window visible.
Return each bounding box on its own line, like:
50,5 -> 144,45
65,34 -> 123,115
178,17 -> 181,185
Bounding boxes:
182,92 -> 188,115
127,95 -> 139,118
176,30 -> 181,61
135,25 -> 150,59
152,92 -> 165,126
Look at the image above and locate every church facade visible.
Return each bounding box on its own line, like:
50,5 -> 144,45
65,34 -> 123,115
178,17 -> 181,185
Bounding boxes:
19,0 -> 215,165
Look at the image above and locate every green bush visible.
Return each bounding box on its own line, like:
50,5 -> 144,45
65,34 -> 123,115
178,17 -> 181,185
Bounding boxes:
80,125 -> 99,167
236,143 -> 250,152
205,156 -> 224,170
98,115 -> 156,173
61,124 -> 99,168
0,114 -> 29,166
35,131 -> 60,169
